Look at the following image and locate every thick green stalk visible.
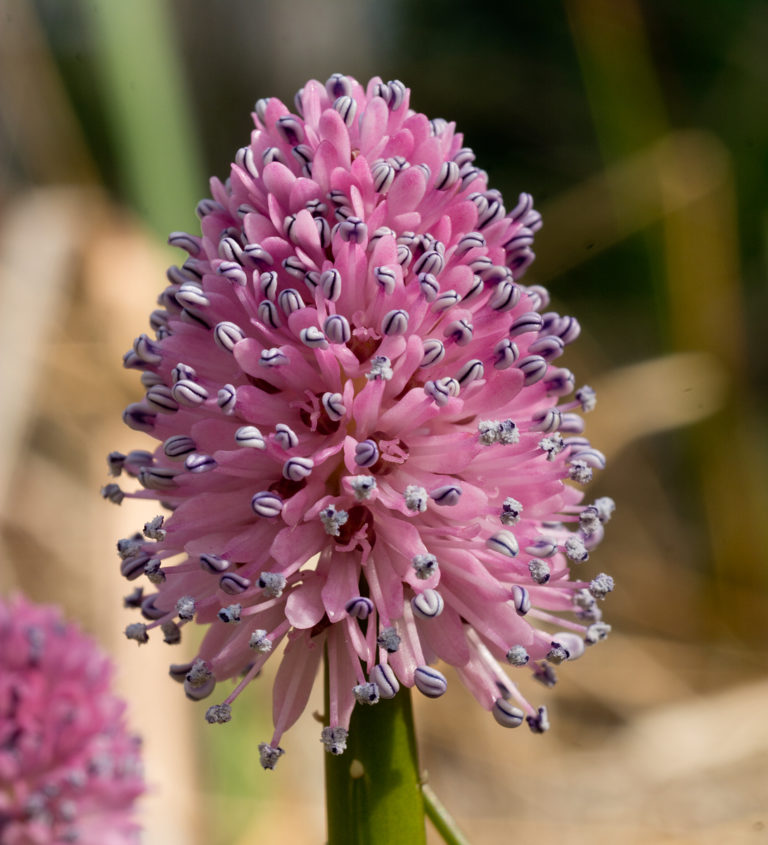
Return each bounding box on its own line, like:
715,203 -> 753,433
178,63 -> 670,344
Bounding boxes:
325,677 -> 426,845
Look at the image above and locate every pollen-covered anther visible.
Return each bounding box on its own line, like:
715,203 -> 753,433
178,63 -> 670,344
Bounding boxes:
585,622 -> 612,644
377,627 -> 401,653
249,629 -> 273,652
205,703 -> 232,724
176,596 -> 196,621
321,726 -> 349,755
564,536 -> 589,563
413,666 -> 447,698
353,683 -> 380,705
349,475 -> 377,500
430,484 -> 462,506
258,743 -> 285,770
506,645 -> 530,666
320,505 -> 349,536
589,573 -> 615,599
258,572 -> 287,598
500,497 -> 523,525
412,553 -> 439,580
539,433 -> 565,460
526,705 -> 550,734
404,485 -> 429,513
217,604 -> 242,624
492,699 -> 525,728
576,385 -> 597,412
124,622 -> 149,644
528,559 -> 551,584
366,355 -> 393,380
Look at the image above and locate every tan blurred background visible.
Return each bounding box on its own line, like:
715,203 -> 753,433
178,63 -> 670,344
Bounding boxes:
1,1 -> 766,843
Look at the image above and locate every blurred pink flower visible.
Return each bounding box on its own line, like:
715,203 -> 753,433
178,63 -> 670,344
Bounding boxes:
108,74 -> 613,768
0,595 -> 143,843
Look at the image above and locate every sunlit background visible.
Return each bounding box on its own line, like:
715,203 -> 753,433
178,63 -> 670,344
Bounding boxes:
1,1 -> 766,843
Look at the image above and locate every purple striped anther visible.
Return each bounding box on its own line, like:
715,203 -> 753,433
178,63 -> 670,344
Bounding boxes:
163,434 -> 196,459
517,355 -> 548,386
370,663 -> 399,698
322,392 -> 346,421
251,491 -> 283,518
511,585 -> 531,615
200,554 -> 230,574
185,453 -> 216,473
338,217 -> 368,244
345,597 -> 374,620
420,338 -> 445,368
382,309 -> 409,336
324,314 -> 351,344
355,439 -> 379,467
492,699 -> 525,728
219,573 -> 251,595
235,426 -> 266,449
411,589 -> 444,619
319,269 -> 342,301
486,530 -> 519,558
274,423 -> 298,450
413,666 -> 447,698
172,379 -> 209,407
283,456 -> 313,482
430,485 -> 462,506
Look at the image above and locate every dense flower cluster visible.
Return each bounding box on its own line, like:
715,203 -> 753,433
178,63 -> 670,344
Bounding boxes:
107,74 -> 613,769
0,595 -> 143,842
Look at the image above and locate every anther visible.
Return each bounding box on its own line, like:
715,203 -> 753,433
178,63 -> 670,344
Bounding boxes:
430,485 -> 462,506
443,318 -> 473,346
124,622 -> 149,644
324,314 -> 351,344
509,312 -> 544,337
456,359 -> 484,386
205,703 -> 232,724
345,597 -> 374,619
278,288 -> 305,316
382,309 -> 409,336
235,426 -> 266,449
326,73 -> 351,98
322,392 -> 346,421
350,476 -> 377,500
377,627 -> 401,653
259,271 -> 278,299
575,385 -> 597,412
176,596 -> 196,621
251,491 -> 284,518
320,505 -> 349,536
420,338 -> 445,368
493,338 -> 520,370
500,497 -> 523,526
146,385 -> 178,414
355,439 -> 379,467
526,706 -> 550,734
528,559 -> 551,584
487,530 -> 519,558
404,485 -> 429,512
424,377 -> 459,406
412,553 -> 439,580
589,573 -> 614,599
300,327 -> 329,349
411,589 -> 444,619
431,290 -> 461,312
413,666 -> 447,698
435,160 -> 460,191
257,299 -> 281,328
217,604 -> 242,624
276,115 -> 304,146
143,515 -> 166,540
173,380 -> 209,407
249,629 -> 273,652
492,699 -> 525,728
274,423 -> 299,450
511,585 -> 531,615
353,683 -> 380,705
200,554 -> 230,574
258,743 -> 285,770
594,497 -> 616,523
321,726 -> 348,756
338,217 -> 368,244
517,355 -> 548,386
217,385 -> 237,414
258,572 -> 286,597
372,161 -> 396,194
585,622 -> 612,644
370,663 -> 399,697
506,645 -> 530,666
283,456 -> 314,482
319,269 -> 342,301
366,355 -> 393,380
101,483 -> 125,504
334,95 -> 357,126
374,266 -> 397,294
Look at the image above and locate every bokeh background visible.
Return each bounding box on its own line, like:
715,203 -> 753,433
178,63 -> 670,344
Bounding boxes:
1,1 -> 766,843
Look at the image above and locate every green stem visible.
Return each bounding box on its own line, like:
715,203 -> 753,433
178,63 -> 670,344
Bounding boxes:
422,783 -> 471,845
325,673 -> 426,845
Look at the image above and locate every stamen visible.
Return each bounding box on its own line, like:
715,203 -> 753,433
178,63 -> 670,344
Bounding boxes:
249,629 -> 273,652
143,515 -> 166,540
162,621 -> 181,644
235,426 -> 266,449
349,476 -> 377,500
382,309 -> 409,336
366,355 -> 393,380
528,559 -> 551,584
412,553 -> 438,580
322,392 -> 346,421
579,506 -> 601,535
338,217 -> 368,244
432,290 -> 461,312
435,160 -> 460,191
258,572 -> 287,598
413,666 -> 447,698
411,589 -> 444,619
200,554 -> 230,574
532,662 -> 557,687
220,573 -> 251,595
531,408 -> 562,433
511,585 -> 531,615
259,271 -> 278,299
568,459 -> 593,485
525,538 -> 557,557
589,573 -> 614,599
486,530 -> 519,558
217,385 -> 237,414
505,645 -> 529,666
345,597 -> 374,619
424,377 -> 460,406
594,496 -> 616,522
517,355 -> 548,386
372,161 -> 396,194
418,272 -> 440,301
585,622 -> 611,644
185,453 -> 216,473
278,288 -> 305,316
124,622 -> 149,644
260,347 -> 289,368
404,485 -> 429,513
300,327 -> 330,349
324,314 -> 351,344
492,699 -> 525,728
377,627 -> 401,653
353,683 -> 380,705
274,423 -> 299,450
493,338 -> 519,370
370,663 -> 399,697
413,249 -> 445,277
526,705 -> 550,734
320,505 -> 349,536
500,497 -> 523,526
205,703 -> 232,724
321,726 -> 348,755
420,339 -> 445,368
176,596 -> 196,621
374,266 -> 397,294
217,604 -> 242,624
146,385 -> 179,414
145,559 -> 166,584
539,433 -> 564,460
258,743 -> 285,770
575,385 -> 597,412
283,456 -> 314,482
354,439 -> 379,467
101,482 -> 125,504
319,269 -> 342,301
429,485 -> 462,506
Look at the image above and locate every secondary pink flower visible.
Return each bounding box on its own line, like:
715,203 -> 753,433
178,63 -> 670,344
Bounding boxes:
0,595 -> 143,843
108,74 -> 613,768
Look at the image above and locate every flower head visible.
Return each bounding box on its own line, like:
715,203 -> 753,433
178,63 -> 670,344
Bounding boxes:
110,74 -> 613,768
0,595 -> 143,842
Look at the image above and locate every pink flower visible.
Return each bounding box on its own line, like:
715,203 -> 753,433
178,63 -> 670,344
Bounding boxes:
0,595 -> 143,843
108,74 -> 614,768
